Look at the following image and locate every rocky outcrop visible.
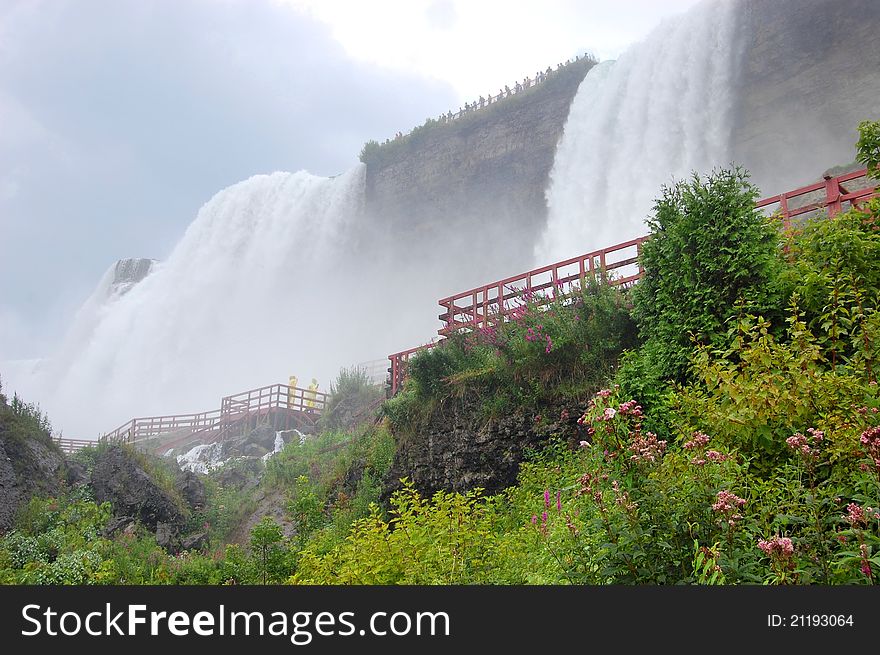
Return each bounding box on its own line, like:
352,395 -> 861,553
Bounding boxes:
384,393 -> 589,500
0,434 -> 64,533
90,446 -> 184,532
361,58 -> 595,296
174,469 -> 206,510
0,441 -> 18,532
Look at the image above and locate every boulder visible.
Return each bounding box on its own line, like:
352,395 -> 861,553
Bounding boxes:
174,469 -> 206,510
180,532 -> 208,552
90,445 -> 184,532
155,522 -> 180,553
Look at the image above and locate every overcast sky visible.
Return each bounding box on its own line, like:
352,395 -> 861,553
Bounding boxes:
0,0 -> 703,361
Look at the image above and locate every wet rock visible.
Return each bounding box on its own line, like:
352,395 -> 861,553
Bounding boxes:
175,469 -> 206,510
155,522 -> 180,554
180,532 -> 208,552
383,392 -> 589,501
0,433 -> 64,534
64,460 -> 89,487
0,441 -> 18,533
90,445 -> 184,531
103,515 -> 136,538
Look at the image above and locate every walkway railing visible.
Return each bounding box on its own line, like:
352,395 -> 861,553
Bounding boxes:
102,383 -> 328,449
53,437 -> 98,454
387,167 -> 879,395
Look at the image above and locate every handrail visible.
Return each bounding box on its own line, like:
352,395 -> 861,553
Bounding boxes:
386,167 -> 878,396
102,383 -> 328,446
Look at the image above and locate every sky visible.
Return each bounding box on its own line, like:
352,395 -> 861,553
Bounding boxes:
0,0 -> 704,362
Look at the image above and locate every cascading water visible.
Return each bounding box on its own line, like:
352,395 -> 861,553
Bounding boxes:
537,0 -> 740,262
7,0 -> 747,440
20,168 -> 376,437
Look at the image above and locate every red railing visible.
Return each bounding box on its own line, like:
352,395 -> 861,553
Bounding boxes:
102,383 -> 329,450
755,168 -> 876,228
387,342 -> 439,398
438,236 -> 647,337
386,167 -> 878,395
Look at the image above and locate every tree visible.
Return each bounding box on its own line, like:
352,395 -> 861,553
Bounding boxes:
632,167 -> 783,381
249,516 -> 285,585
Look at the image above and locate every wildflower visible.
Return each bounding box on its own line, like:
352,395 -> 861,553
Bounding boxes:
603,407 -> 616,420
684,432 -> 711,450
860,543 -> 873,579
578,440 -> 590,448
713,490 -> 746,527
845,503 -> 866,527
556,491 -> 562,512
531,515 -> 538,525
713,490 -> 746,513
758,536 -> 794,558
706,450 -> 728,462
544,489 -> 551,509
545,335 -> 553,353
596,389 -> 612,398
628,432 -> 667,463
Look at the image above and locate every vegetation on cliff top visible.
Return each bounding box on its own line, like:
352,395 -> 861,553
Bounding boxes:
358,56 -> 597,168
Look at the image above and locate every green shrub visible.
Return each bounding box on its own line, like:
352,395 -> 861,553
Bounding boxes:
633,167 -> 784,382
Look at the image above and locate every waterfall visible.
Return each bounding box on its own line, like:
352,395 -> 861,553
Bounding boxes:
23,167 -> 370,437
537,0 -> 740,262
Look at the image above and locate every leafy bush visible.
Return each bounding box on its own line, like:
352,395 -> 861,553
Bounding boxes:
633,167 -> 784,382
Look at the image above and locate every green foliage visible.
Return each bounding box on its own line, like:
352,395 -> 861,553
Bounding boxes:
782,205 -> 880,370
249,516 -> 288,584
388,278 -> 636,432
858,120 -> 880,176
633,167 -> 784,382
677,308 -> 876,474
293,481 -> 504,584
0,386 -> 56,447
319,366 -> 384,432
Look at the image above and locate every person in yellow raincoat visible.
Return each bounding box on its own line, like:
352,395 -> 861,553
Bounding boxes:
305,378 -> 319,411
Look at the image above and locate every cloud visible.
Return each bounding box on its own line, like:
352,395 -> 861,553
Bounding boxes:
0,0 -> 457,357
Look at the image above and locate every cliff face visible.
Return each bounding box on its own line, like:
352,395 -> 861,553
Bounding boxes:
733,0 -> 880,193
363,59 -> 595,291
383,394 -> 588,500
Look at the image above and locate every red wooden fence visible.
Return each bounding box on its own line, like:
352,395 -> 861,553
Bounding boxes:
387,167 -> 879,395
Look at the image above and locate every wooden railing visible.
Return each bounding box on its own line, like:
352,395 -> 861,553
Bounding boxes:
53,437 -> 98,454
102,383 -> 328,449
387,167 -> 879,395
437,236 -> 647,337
755,168 -> 876,227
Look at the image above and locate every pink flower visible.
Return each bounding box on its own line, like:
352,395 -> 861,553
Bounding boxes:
578,440 -> 590,448
845,502 -> 866,527
628,432 -> 667,463
596,389 -> 612,398
603,407 -> 617,420
758,536 -> 794,558
712,491 -> 747,526
684,432 -> 711,450
544,489 -> 551,509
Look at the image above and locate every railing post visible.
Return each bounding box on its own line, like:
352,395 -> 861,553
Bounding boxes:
824,174 -> 841,217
